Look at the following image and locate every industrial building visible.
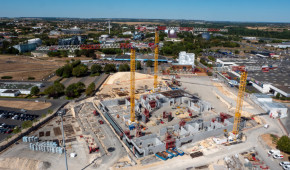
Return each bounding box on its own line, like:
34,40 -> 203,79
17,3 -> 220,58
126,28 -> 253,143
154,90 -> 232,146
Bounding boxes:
216,58 -> 290,98
251,50 -> 272,58
97,89 -> 237,158
269,42 -> 290,49
0,82 -> 43,96
61,26 -> 84,34
250,93 -> 288,118
243,37 -> 257,40
0,90 -> 20,97
58,36 -> 85,45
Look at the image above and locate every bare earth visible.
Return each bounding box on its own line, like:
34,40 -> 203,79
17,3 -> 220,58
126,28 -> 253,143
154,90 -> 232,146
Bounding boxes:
0,55 -> 65,81
0,100 -> 51,110
261,134 -> 277,149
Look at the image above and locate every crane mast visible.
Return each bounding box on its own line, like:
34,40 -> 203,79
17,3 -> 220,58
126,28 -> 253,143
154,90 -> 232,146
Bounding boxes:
232,71 -> 248,134
153,29 -> 159,89
130,48 -> 136,122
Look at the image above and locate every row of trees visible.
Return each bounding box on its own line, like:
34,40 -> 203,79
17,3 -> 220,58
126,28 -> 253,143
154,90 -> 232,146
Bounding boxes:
0,40 -> 19,54
44,81 -> 96,99
56,60 -> 88,78
48,50 -> 68,58
227,27 -> 290,39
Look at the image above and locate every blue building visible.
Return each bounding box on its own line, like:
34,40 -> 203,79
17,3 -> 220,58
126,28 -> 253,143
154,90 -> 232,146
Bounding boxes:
202,32 -> 211,40
58,36 -> 85,45
13,43 -> 37,53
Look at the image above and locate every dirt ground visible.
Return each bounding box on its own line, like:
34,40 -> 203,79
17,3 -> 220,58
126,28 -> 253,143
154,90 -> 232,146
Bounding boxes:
261,134 -> 277,149
0,55 -> 65,81
97,72 -> 160,99
0,100 -> 51,110
213,82 -> 254,109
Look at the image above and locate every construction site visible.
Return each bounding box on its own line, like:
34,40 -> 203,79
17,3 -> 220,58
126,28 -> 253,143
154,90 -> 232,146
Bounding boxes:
0,26 -> 280,170
91,29 -> 251,161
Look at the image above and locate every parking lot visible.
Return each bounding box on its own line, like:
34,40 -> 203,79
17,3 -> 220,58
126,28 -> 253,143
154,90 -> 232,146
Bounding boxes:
0,108 -> 39,141
0,99 -> 67,142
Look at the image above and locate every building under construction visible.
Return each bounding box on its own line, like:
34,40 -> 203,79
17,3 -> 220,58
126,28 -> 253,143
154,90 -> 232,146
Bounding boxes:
96,89 -> 238,158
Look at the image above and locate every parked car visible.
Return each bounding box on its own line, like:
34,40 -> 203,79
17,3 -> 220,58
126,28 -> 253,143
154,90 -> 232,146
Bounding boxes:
273,154 -> 284,159
280,162 -> 290,166
264,124 -> 269,128
268,149 -> 280,155
282,165 -> 290,170
0,123 -> 5,128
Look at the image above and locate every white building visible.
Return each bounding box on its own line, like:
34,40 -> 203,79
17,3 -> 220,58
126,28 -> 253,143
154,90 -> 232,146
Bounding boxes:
272,43 -> 290,49
0,90 -> 20,97
243,37 -> 257,40
28,38 -> 42,46
99,34 -> 109,42
251,93 -> 288,118
178,51 -> 195,67
216,59 -> 238,68
123,31 -> 132,35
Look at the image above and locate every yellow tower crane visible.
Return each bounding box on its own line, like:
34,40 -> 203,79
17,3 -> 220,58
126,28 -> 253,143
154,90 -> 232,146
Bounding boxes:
153,29 -> 159,89
232,71 -> 248,134
130,48 -> 136,122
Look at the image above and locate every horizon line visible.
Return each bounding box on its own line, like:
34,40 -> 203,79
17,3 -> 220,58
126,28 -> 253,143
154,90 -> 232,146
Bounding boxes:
1,16 -> 290,24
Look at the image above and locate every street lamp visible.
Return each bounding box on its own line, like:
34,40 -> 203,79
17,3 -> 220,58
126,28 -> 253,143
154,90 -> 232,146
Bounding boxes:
58,109 -> 68,170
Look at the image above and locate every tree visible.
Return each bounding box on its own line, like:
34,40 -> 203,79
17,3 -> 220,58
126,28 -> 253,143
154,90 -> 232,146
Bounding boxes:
13,126 -> 21,134
56,67 -> 64,77
277,136 -> 290,154
22,120 -> 33,129
72,64 -> 88,77
235,50 -> 239,54
71,60 -> 81,67
119,64 -> 130,72
7,47 -> 19,54
136,61 -> 142,70
276,93 -> 281,99
65,82 -> 85,98
104,64 -> 117,73
44,81 -> 65,98
62,64 -> 73,78
91,64 -> 102,74
30,86 -> 40,96
146,60 -> 153,67
86,82 -> 95,96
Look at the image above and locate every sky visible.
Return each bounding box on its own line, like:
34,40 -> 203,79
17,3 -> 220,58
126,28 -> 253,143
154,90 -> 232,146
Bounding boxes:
0,0 -> 290,22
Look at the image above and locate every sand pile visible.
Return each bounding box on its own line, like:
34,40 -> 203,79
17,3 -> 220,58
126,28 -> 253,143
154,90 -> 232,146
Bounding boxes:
106,72 -> 153,85
0,157 -> 51,170
97,72 -> 162,99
